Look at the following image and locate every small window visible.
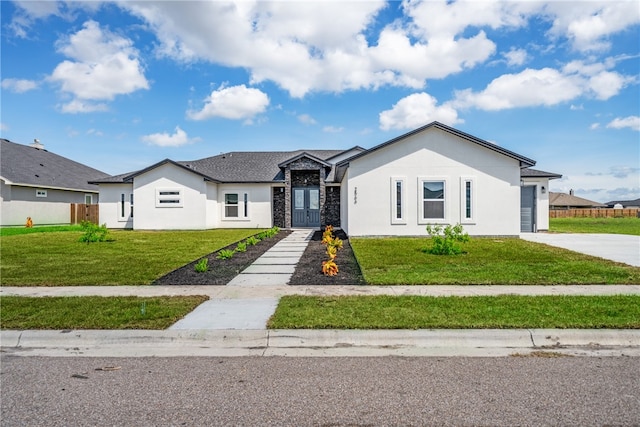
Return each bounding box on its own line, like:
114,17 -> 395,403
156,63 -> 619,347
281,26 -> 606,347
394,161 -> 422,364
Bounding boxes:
36,189 -> 47,198
84,194 -> 93,204
460,177 -> 475,224
156,188 -> 183,207
390,177 -> 406,224
118,192 -> 132,221
419,179 -> 446,221
243,193 -> 248,217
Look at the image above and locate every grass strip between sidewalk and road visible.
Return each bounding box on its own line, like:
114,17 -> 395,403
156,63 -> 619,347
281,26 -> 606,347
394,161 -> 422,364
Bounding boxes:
350,237 -> 640,285
268,295 -> 640,329
0,296 -> 208,330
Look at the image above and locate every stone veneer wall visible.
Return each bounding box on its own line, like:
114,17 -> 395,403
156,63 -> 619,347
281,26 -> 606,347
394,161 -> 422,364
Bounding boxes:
283,157 -> 327,228
324,186 -> 341,227
272,187 -> 285,228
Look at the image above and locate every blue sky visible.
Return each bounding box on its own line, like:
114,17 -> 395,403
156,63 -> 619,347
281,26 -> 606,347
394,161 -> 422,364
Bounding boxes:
1,0 -> 638,203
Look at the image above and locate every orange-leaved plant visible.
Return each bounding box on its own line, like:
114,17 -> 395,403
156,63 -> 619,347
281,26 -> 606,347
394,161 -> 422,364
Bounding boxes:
321,225 -> 343,276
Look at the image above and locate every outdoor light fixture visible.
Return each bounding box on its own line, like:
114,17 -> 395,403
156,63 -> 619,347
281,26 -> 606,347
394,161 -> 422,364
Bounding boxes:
541,186 -> 546,194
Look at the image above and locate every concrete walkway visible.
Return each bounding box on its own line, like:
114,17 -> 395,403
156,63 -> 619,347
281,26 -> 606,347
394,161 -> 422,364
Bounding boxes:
521,233 -> 640,267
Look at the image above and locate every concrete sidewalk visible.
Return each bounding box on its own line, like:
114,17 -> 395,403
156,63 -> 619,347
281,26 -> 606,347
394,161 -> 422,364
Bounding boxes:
2,329 -> 639,358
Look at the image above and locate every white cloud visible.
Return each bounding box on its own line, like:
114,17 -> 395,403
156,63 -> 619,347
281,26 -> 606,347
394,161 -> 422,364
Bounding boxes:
297,114 -> 317,125
606,116 -> 640,132
552,165 -> 640,203
48,20 -> 149,112
1,123 -> 8,132
323,126 -> 344,133
379,93 -> 462,131
59,99 -> 109,114
187,84 -> 269,121
1,78 -> 38,93
590,123 -> 601,130
502,48 -> 528,67
453,68 -> 583,110
545,1 -> 640,52
141,126 -> 197,147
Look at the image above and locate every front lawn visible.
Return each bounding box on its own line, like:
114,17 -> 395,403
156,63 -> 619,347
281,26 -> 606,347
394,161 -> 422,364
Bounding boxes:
550,217 -> 640,235
351,237 -> 640,285
0,229 -> 263,286
0,295 -> 208,329
268,295 -> 640,329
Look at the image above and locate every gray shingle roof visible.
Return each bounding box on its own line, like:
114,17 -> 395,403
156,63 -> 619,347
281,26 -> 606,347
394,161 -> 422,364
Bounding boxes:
94,149 -> 350,184
521,168 -> 562,179
1,139 -> 109,192
549,192 -> 605,208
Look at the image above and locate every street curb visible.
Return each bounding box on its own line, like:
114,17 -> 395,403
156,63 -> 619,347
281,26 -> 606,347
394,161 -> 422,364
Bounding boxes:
2,329 -> 639,358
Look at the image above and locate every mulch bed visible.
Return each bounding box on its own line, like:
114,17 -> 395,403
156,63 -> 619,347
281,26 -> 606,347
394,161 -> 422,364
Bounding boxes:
288,229 -> 366,286
153,228 -> 366,286
152,230 -> 292,285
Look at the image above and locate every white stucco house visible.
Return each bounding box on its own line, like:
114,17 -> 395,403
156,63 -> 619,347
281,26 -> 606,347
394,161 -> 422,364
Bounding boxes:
0,138 -> 109,226
91,122 -> 561,236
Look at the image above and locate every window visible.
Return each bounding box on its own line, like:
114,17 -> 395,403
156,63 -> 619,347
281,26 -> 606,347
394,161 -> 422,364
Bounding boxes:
225,193 -> 238,217
419,179 -> 446,222
118,192 -> 132,221
390,177 -> 406,224
156,188 -> 183,207
84,194 -> 93,204
223,192 -> 249,220
461,177 -> 475,223
36,189 -> 47,198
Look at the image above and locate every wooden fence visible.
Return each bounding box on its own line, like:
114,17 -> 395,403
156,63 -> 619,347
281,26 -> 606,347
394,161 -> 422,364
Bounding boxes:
70,204 -> 99,224
550,208 -> 639,218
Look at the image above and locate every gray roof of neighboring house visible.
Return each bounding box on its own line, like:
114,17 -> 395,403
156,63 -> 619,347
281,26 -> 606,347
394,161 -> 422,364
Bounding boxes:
91,149 -> 351,184
549,192 -> 606,208
605,198 -> 640,207
1,138 -> 109,192
521,168 -> 562,179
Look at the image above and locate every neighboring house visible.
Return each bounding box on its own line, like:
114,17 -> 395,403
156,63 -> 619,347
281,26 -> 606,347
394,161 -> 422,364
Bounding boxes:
549,190 -> 606,209
92,122 -> 560,236
0,138 -> 109,226
604,198 -> 640,209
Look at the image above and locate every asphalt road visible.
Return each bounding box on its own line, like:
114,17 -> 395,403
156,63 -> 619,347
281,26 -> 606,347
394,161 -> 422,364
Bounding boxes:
2,356 -> 639,426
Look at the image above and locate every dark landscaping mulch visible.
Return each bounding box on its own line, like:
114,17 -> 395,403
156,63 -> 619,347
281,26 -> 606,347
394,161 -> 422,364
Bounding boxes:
288,229 -> 366,286
152,230 -> 292,285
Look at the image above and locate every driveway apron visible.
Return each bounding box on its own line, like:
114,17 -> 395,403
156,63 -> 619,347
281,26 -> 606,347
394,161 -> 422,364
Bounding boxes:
520,233 -> 640,267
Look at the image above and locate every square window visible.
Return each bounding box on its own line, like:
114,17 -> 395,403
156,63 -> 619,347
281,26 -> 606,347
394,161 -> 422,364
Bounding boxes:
419,179 -> 446,222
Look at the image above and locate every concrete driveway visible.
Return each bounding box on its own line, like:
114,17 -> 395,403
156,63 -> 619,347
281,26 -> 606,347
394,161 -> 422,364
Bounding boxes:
520,233 -> 640,267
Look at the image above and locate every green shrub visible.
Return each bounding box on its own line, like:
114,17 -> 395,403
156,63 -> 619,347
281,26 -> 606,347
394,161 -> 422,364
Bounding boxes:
245,236 -> 260,246
235,241 -> 247,253
78,221 -> 111,243
194,258 -> 208,273
216,249 -> 235,260
424,223 -> 470,255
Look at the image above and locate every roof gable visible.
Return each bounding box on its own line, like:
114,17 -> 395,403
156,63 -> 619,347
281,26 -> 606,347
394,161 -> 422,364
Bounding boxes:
1,138 -> 109,192
336,122 -> 536,169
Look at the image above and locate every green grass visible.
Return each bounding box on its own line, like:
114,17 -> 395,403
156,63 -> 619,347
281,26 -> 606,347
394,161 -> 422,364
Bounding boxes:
268,295 -> 640,329
550,217 -> 640,235
351,237 -> 640,285
0,295 -> 208,329
0,229 -> 263,286
0,225 -> 84,237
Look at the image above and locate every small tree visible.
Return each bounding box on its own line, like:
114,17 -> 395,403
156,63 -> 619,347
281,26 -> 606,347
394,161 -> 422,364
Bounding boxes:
424,223 -> 470,255
78,221 -> 111,243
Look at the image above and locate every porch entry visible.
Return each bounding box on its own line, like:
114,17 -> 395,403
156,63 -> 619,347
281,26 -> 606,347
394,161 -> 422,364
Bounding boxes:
292,187 -> 320,227
520,185 -> 536,232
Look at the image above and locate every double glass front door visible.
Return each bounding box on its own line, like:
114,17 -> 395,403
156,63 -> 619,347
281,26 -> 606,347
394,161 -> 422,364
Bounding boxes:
292,187 -> 320,227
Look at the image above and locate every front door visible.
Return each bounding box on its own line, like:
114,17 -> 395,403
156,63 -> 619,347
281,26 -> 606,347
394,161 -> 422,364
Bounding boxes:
520,185 -> 536,232
292,187 -> 321,227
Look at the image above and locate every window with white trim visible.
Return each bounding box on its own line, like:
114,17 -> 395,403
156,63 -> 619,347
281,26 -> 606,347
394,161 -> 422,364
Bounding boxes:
461,177 -> 475,223
390,177 -> 406,224
118,192 -> 133,221
419,178 -> 446,222
84,194 -> 93,204
223,192 -> 249,220
36,189 -> 47,198
156,188 -> 183,207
